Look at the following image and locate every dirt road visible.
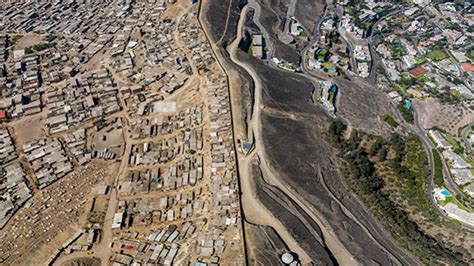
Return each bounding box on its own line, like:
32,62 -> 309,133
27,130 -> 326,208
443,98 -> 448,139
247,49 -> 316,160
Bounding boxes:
224,4 -> 359,265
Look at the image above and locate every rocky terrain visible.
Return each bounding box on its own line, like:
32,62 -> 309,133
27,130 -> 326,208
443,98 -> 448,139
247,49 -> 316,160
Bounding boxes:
248,163 -> 336,264
201,0 -> 420,264
244,224 -> 289,265
252,58 -> 416,264
294,0 -> 326,35
415,98 -> 474,136
336,77 -> 401,137
61,257 -> 101,266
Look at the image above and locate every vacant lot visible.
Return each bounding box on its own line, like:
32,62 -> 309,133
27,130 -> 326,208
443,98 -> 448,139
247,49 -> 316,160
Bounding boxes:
61,257 -> 101,266
91,123 -> 124,156
14,34 -> 44,50
10,112 -> 46,148
415,98 -> 474,136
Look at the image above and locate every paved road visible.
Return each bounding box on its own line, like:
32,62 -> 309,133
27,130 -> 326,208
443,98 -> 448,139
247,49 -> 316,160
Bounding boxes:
413,109 -> 474,208
300,7 -> 331,81
367,8 -> 403,84
413,105 -> 474,230
338,4 -> 474,228
461,124 -> 474,155
340,33 -> 357,74
279,0 -> 297,44
412,108 -> 444,213
229,2 -> 423,265
227,9 -> 358,264
424,7 -> 471,91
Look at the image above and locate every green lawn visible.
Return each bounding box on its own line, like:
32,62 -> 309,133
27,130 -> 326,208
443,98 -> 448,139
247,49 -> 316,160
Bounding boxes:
450,89 -> 464,101
12,35 -> 23,42
328,89 -> 336,104
464,157 -> 474,168
426,50 -> 447,61
316,88 -> 322,103
321,62 -> 336,69
443,133 -> 464,154
25,43 -> 54,54
32,43 -> 54,51
438,195 -> 470,212
247,44 -> 253,56
432,149 -> 444,187
415,57 -> 426,65
415,74 -> 430,83
374,6 -> 386,13
467,50 -> 474,61
382,114 -> 398,127
315,49 -> 329,60
398,102 -> 414,124
393,83 -> 409,94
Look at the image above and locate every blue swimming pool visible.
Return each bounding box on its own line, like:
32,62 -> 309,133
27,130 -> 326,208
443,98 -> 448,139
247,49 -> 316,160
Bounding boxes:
440,190 -> 451,196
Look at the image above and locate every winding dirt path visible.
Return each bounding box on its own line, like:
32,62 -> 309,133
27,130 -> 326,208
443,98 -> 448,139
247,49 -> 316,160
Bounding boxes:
225,4 -> 357,265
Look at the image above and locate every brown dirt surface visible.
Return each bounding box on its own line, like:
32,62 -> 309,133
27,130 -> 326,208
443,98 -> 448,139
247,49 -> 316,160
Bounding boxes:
201,1 -> 418,264
87,197 -> 108,224
223,50 -> 255,140
9,112 -> 47,148
91,123 -> 125,155
248,162 -> 336,264
336,77 -> 400,137
294,0 -> 326,35
13,34 -> 44,50
200,2 -> 255,140
0,161 -> 110,265
61,257 -> 101,266
202,0 -> 242,45
414,98 -> 474,136
245,223 -> 289,265
254,0 -> 302,63
247,56 -> 416,264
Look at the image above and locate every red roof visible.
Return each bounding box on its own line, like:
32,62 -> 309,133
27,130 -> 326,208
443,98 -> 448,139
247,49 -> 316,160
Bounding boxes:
0,111 -> 6,120
409,66 -> 428,77
461,63 -> 474,72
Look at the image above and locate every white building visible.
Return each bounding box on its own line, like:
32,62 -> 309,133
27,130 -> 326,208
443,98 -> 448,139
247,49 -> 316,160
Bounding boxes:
112,212 -> 124,229
428,130 -> 451,150
442,150 -> 470,169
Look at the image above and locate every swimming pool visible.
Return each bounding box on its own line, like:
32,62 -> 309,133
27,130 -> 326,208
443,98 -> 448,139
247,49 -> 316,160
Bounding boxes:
440,189 -> 451,196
